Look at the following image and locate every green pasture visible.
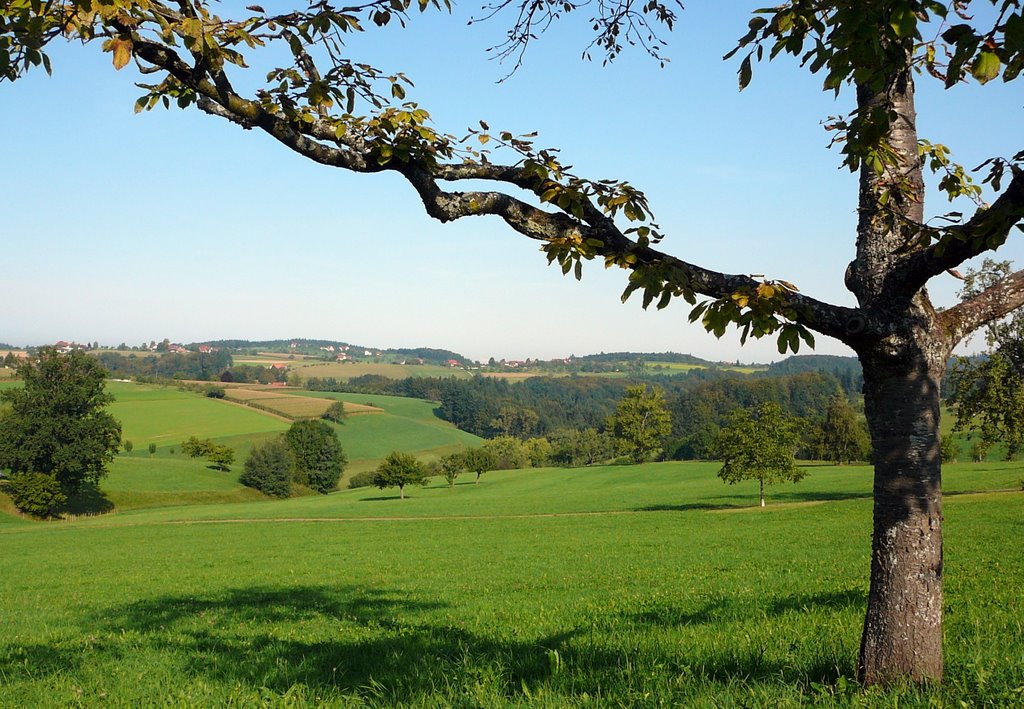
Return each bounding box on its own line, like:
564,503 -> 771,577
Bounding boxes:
108,381 -> 289,454
293,391 -> 482,475
0,461 -> 1021,707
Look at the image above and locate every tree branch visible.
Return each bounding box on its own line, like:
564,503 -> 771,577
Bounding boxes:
130,23 -> 862,349
892,167 -> 1024,297
940,268 -> 1024,346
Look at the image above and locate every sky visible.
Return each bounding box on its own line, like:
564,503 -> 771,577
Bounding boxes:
1,2 -> 1021,362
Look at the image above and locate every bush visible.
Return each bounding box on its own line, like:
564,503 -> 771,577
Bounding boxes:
148,442 -> 157,456
123,440 -> 133,454
348,470 -> 376,489
240,438 -> 294,498
7,472 -> 66,518
204,385 -> 226,399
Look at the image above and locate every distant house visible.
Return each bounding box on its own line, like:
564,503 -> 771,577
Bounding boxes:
198,345 -> 216,354
168,344 -> 189,354
446,359 -> 461,367
271,363 -> 286,371
335,353 -> 349,361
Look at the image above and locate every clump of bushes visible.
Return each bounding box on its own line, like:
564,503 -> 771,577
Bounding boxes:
240,439 -> 294,498
7,472 -> 66,518
348,470 -> 376,489
240,420 -> 346,497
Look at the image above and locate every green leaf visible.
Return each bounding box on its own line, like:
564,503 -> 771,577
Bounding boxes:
971,50 -> 1001,84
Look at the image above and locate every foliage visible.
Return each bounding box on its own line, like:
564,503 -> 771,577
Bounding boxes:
347,469 -> 377,489
148,442 -> 157,456
714,402 -> 806,507
285,419 -> 346,493
480,436 -> 531,470
547,427 -> 615,467
124,440 -> 134,455
949,261 -> 1024,460
240,438 -> 294,498
813,394 -> 872,464
181,436 -> 216,458
940,434 -> 959,463
461,447 -> 495,483
372,451 -> 428,498
96,350 -> 233,381
608,385 -> 672,463
437,453 -> 463,488
206,445 -> 235,472
0,348 -> 121,493
321,400 -> 347,424
6,472 -> 67,518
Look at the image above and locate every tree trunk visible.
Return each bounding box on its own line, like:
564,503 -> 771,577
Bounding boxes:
857,342 -> 946,684
759,479 -> 765,508
400,483 -> 405,500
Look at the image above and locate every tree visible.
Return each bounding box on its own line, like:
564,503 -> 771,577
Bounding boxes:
123,440 -> 133,455
608,385 -> 672,463
462,447 -> 495,484
285,419 -> 346,493
240,437 -> 294,498
6,0 -> 1024,685
6,472 -> 67,518
181,436 -> 215,458
373,451 -> 427,499
438,452 -> 463,488
948,260 -> 1024,459
148,442 -> 157,456
714,403 -> 807,508
206,444 -> 235,472
321,400 -> 347,424
815,394 -> 872,464
0,348 -> 121,493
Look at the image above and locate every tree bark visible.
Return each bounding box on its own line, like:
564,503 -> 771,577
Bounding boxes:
759,479 -> 765,508
857,338 -> 947,684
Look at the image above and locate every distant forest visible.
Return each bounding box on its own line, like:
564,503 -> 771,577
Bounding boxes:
306,369 -> 845,460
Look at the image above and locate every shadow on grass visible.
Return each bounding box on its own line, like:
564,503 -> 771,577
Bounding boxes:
626,589 -> 865,629
63,482 -> 115,516
0,584 -> 859,700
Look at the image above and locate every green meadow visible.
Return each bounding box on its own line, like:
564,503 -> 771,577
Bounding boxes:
107,382 -> 481,481
0,461 -> 1021,707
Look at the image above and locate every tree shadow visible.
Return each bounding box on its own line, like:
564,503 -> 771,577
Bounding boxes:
63,481 -> 115,516
0,584 -> 861,700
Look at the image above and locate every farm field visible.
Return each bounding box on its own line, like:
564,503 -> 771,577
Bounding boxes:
293,361 -> 473,381
0,462 -> 1021,707
105,381 -> 481,485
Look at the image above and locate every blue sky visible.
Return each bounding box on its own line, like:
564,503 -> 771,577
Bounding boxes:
1,2 -> 1021,362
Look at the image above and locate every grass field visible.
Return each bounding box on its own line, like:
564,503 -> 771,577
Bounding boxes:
104,381 -> 481,484
0,461 -> 1021,707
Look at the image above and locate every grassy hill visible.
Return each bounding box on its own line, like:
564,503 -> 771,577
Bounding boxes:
103,381 -> 481,502
0,461 -> 1020,706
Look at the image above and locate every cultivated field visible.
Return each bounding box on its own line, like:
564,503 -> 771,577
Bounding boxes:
0,461 -> 1021,707
293,361 -> 473,381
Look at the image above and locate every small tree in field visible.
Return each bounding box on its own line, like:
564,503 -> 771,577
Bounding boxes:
438,453 -> 463,488
148,442 -> 157,456
207,445 -> 235,472
123,440 -> 134,455
608,385 -> 672,463
373,451 -> 427,499
321,401 -> 347,424
714,403 -> 806,508
462,447 -> 495,484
